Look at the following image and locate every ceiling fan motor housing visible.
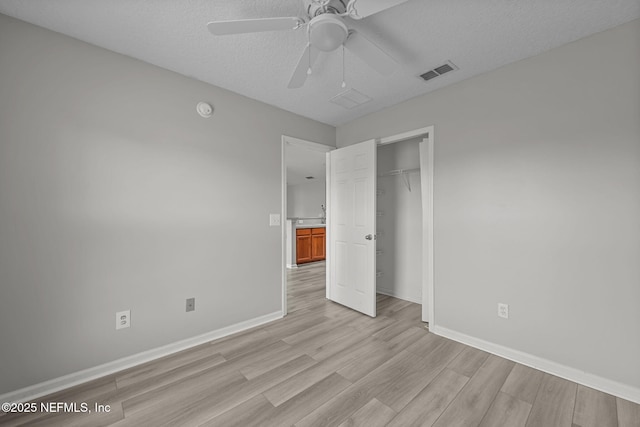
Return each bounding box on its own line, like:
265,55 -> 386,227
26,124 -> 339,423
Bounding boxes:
309,14 -> 349,51
305,0 -> 347,17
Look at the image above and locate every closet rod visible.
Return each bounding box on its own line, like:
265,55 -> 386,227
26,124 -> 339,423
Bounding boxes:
377,167 -> 420,177
378,167 -> 419,191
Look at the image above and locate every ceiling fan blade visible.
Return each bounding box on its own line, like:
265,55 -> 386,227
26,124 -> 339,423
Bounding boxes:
344,31 -> 396,76
207,17 -> 302,36
288,45 -> 320,89
346,0 -> 410,19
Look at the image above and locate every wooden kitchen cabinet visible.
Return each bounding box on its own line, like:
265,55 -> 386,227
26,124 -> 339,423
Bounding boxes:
311,228 -> 326,261
296,228 -> 312,264
296,227 -> 325,264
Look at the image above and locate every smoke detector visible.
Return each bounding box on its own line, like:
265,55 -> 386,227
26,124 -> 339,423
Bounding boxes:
196,102 -> 213,118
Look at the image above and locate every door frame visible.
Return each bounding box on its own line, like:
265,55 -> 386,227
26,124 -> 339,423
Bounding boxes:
281,135 -> 335,317
378,126 -> 434,326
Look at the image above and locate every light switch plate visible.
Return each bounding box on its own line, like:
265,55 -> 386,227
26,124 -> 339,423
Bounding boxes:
269,213 -> 281,226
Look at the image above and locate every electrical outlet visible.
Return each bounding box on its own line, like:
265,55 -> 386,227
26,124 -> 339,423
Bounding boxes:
116,310 -> 130,330
269,213 -> 281,226
186,297 -> 195,312
498,303 -> 509,319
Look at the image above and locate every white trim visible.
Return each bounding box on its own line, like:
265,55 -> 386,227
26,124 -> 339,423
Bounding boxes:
431,325 -> 640,405
376,288 -> 421,304
281,137 -> 288,316
325,151 -> 332,300
378,126 -> 433,146
420,132 -> 435,326
281,135 -> 335,316
0,311 -> 283,404
284,136 -> 334,153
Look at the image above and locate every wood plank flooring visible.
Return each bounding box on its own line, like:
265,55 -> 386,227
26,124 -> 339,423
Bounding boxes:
1,260 -> 638,426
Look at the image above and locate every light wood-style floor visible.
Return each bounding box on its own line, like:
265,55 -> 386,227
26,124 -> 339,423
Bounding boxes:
2,261 -> 639,426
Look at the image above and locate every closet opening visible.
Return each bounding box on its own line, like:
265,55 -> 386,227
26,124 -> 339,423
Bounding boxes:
374,126 -> 434,326
376,138 -> 424,306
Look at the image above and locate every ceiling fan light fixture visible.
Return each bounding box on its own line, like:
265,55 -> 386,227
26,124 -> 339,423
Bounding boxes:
309,15 -> 348,52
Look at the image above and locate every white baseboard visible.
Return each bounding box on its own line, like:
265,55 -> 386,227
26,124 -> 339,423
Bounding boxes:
431,325 -> 640,405
0,311 -> 283,404
377,287 -> 421,304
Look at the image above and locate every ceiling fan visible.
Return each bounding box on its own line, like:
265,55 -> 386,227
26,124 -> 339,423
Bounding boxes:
207,0 -> 409,88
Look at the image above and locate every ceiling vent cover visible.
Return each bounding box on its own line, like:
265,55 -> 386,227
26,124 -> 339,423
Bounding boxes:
419,70 -> 439,82
330,88 -> 372,109
420,61 -> 458,82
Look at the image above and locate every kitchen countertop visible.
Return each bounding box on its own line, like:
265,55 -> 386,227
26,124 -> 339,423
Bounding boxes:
295,224 -> 326,229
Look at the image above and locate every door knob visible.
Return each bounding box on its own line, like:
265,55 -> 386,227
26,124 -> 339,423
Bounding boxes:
365,234 -> 375,240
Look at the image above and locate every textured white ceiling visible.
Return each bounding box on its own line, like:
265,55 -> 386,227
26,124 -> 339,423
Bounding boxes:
1,0 -> 638,126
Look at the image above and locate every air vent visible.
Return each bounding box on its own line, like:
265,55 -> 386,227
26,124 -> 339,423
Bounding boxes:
419,61 -> 458,82
434,63 -> 455,75
329,88 -> 372,109
419,70 -> 439,82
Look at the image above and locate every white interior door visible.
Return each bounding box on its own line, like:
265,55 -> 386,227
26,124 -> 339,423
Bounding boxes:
327,139 -> 377,317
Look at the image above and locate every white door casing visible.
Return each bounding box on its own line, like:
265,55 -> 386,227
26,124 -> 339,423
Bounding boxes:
327,139 -> 377,317
419,136 -> 433,324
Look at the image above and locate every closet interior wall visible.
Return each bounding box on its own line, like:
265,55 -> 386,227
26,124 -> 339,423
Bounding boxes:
376,138 -> 423,303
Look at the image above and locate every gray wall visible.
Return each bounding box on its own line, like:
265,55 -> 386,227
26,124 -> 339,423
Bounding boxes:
0,14 -> 335,394
377,139 -> 422,303
338,20 -> 640,389
287,181 -> 326,219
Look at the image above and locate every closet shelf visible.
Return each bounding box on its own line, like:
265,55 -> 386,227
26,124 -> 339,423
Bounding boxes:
377,168 -> 420,177
377,168 -> 420,192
